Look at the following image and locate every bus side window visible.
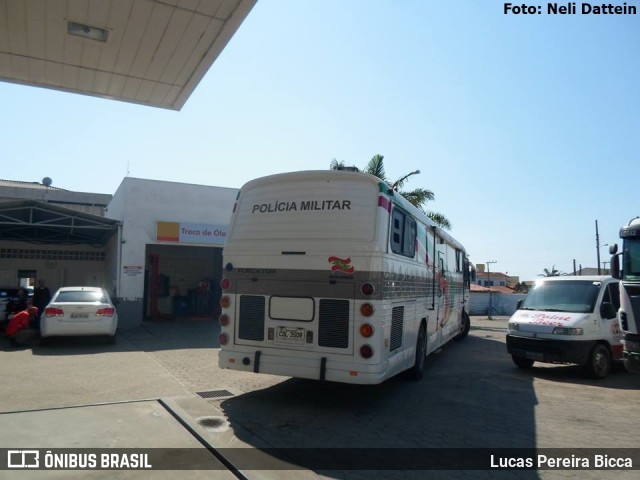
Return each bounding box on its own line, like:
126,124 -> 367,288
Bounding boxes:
391,209 -> 404,254
391,208 -> 416,258
404,217 -> 416,258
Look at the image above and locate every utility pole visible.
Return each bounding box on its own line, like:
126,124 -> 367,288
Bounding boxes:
596,220 -> 601,275
487,260 -> 497,319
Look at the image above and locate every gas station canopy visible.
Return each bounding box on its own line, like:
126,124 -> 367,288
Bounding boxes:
0,0 -> 257,110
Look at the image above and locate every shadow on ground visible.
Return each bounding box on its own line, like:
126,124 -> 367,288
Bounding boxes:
219,334 -> 541,479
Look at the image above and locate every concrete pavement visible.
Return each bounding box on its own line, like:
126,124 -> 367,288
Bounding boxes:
0,316 -> 639,479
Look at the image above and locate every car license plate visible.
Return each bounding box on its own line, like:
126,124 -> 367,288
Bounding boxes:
70,313 -> 89,319
525,352 -> 544,361
277,326 -> 305,343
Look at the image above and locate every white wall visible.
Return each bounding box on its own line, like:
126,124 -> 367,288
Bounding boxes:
0,240 -> 106,292
470,292 -> 527,316
105,178 -> 238,326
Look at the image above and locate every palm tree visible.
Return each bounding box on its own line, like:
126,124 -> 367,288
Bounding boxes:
330,154 -> 451,229
539,265 -> 563,277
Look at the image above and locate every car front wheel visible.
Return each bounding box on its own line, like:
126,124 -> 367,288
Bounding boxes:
584,344 -> 611,379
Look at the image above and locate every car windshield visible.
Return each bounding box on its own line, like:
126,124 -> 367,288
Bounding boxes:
55,291 -> 107,303
521,280 -> 602,313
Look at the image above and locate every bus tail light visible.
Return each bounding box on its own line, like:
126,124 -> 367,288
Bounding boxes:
218,333 -> 229,346
360,345 -> 374,359
360,324 -> 374,338
361,283 -> 375,296
219,314 -> 230,327
220,278 -> 231,290
220,295 -> 231,309
360,303 -> 374,317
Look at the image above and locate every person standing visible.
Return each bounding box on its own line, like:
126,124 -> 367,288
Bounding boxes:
32,279 -> 51,330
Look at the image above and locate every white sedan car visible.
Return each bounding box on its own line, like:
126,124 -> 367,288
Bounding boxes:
41,287 -> 118,342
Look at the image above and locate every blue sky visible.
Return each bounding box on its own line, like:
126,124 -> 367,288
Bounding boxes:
1,0 -> 638,281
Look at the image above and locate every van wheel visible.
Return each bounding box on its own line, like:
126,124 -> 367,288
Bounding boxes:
455,311 -> 470,341
512,355 -> 534,369
584,344 -> 611,379
409,325 -> 427,381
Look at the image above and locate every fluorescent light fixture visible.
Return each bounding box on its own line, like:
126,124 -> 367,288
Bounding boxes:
67,21 -> 109,42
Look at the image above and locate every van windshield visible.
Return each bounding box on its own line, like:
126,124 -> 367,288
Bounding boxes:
521,280 -> 602,313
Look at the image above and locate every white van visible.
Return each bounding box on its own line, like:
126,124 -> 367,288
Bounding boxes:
506,275 -> 623,378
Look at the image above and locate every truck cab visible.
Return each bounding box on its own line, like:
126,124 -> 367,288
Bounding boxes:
506,276 -> 622,378
609,216 -> 640,373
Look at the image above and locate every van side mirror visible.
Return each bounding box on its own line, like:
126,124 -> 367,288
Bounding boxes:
600,302 -> 616,320
610,254 -> 620,279
516,299 -> 524,310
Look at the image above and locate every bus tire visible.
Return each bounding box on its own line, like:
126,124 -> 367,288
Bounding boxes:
512,355 -> 534,369
455,310 -> 471,341
409,324 -> 427,381
584,343 -> 611,379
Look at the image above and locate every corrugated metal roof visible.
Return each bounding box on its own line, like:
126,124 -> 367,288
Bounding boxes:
0,179 -> 67,191
0,200 -> 118,245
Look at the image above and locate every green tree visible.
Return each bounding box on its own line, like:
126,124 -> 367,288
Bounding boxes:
539,265 -> 563,277
330,154 -> 451,229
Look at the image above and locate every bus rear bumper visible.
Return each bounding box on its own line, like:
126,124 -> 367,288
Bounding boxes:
218,349 -> 389,385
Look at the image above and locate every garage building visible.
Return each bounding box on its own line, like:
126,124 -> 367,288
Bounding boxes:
0,177 -> 237,329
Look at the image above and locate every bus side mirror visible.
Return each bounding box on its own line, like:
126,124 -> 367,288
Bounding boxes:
600,302 -> 616,320
610,254 -> 620,279
609,244 -> 618,255
516,299 -> 524,310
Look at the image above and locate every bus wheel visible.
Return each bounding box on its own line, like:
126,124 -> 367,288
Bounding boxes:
409,325 -> 427,381
455,311 -> 471,341
512,355 -> 534,369
584,344 -> 611,379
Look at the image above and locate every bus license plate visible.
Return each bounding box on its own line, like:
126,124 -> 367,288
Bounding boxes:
277,327 -> 305,343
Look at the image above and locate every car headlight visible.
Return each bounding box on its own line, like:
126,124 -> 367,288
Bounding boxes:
508,323 -> 520,333
552,327 -> 583,335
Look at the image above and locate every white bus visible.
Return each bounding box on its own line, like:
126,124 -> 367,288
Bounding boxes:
218,170 -> 473,384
